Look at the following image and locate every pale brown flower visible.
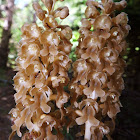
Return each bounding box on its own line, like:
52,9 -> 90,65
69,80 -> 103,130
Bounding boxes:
70,0 -> 130,139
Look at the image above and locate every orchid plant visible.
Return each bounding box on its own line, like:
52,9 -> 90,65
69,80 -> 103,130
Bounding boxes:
9,0 -> 130,140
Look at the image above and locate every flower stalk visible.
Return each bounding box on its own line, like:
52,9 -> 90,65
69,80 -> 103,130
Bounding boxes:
70,0 -> 130,139
9,0 -> 72,139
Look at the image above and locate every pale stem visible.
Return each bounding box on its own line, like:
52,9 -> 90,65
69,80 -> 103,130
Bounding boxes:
85,120 -> 92,140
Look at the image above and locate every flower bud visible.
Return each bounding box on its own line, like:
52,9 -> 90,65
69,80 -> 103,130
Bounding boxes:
43,16 -> 58,29
41,0 -> 53,11
94,15 -> 112,31
85,6 -> 99,19
54,6 -> 69,19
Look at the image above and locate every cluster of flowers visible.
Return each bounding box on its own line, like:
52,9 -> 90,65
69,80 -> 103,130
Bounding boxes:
70,0 -> 130,139
9,0 -> 73,139
9,0 -> 130,140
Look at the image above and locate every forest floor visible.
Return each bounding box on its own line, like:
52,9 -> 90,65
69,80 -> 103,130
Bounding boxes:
0,68 -> 140,140
0,84 -> 15,140
0,68 -> 20,140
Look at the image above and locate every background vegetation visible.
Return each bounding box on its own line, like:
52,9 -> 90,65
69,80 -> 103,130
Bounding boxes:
0,0 -> 140,139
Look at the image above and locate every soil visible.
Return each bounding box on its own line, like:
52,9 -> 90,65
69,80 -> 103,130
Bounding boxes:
0,69 -> 20,140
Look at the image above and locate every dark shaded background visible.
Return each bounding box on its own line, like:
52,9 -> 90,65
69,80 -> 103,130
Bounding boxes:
0,0 -> 140,139
112,1 -> 140,139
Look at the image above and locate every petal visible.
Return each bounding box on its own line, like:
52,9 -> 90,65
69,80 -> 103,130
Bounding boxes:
85,6 -> 99,18
94,15 -> 112,31
76,116 -> 87,125
35,73 -> 45,88
40,103 -> 51,114
81,52 -> 89,59
40,92 -> 51,113
104,62 -> 115,75
90,52 -> 98,61
26,64 -> 34,75
83,87 -> 92,96
89,116 -> 99,126
54,6 -> 69,19
95,84 -> 105,97
49,46 -> 58,55
25,111 -> 34,130
40,48 -> 49,56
